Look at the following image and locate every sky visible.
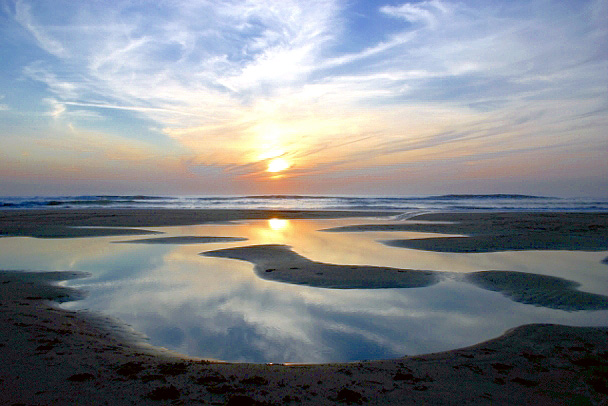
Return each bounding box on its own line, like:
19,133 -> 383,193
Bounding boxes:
0,0 -> 606,197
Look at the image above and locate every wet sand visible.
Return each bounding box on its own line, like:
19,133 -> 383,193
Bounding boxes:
1,209 -> 608,404
203,244 -> 440,289
0,208 -> 390,238
323,212 -> 608,252
115,236 -> 248,244
203,244 -> 608,311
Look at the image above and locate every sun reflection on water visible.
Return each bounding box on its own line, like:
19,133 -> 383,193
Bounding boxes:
268,218 -> 289,231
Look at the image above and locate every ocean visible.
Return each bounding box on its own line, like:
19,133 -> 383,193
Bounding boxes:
2,194 -> 608,212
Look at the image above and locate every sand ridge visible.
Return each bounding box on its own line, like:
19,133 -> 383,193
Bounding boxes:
203,244 -> 608,311
203,244 -> 440,289
323,212 -> 608,252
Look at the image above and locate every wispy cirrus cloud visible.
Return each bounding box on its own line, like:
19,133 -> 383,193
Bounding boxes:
380,0 -> 449,28
0,95 -> 8,111
14,0 -> 68,57
2,0 -> 607,195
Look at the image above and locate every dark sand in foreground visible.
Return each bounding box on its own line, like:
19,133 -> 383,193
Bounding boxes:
1,210 -> 608,405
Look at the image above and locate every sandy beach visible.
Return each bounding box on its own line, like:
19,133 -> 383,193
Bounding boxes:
4,0 -> 608,402
1,210 -> 608,405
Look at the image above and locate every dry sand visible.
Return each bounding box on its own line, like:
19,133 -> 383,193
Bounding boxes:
1,210 -> 608,405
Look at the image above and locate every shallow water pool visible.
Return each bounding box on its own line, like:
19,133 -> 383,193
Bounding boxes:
1,217 -> 607,363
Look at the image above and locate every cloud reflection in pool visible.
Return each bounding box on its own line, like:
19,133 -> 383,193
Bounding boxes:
1,218 -> 607,363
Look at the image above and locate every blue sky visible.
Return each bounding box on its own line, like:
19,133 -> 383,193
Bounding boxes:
0,0 -> 606,196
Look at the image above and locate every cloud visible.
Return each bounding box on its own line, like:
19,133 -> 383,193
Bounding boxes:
63,101 -> 197,117
14,0 -> 68,57
43,98 -> 65,118
15,0 -> 605,121
22,62 -> 80,99
4,0 -> 607,193
43,99 -> 105,121
0,95 -> 8,111
380,0 -> 448,28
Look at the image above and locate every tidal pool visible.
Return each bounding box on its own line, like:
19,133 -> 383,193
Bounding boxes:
1,217 -> 607,363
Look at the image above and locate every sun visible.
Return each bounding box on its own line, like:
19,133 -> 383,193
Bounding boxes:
267,157 -> 290,173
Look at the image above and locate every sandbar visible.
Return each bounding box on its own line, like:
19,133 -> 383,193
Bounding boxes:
203,244 -> 440,289
203,244 -> 608,310
323,212 -> 608,252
